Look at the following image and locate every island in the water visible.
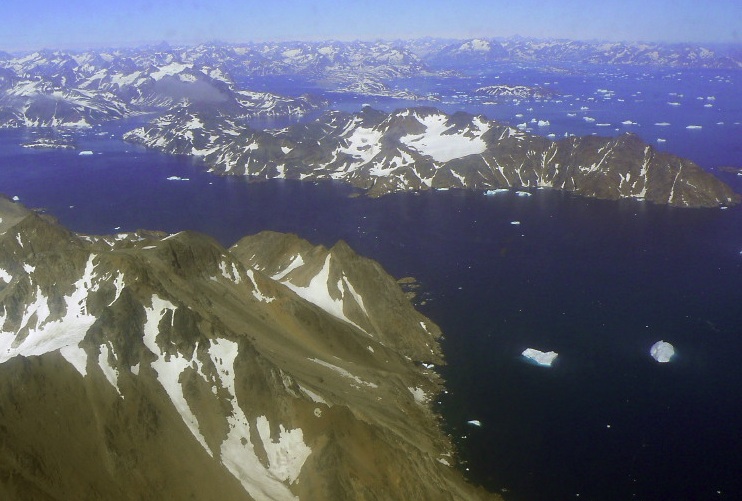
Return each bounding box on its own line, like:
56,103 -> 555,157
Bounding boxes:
124,106 -> 739,208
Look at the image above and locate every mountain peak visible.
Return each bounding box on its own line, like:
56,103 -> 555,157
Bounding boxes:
0,199 -> 490,500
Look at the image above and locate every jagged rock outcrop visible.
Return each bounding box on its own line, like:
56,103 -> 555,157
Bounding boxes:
124,106 -> 740,208
0,196 -> 497,500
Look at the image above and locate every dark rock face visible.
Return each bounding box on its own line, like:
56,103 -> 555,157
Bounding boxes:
124,107 -> 739,208
0,198 -> 497,500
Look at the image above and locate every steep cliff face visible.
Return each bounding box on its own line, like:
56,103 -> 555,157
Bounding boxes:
124,107 -> 739,208
0,197 -> 496,501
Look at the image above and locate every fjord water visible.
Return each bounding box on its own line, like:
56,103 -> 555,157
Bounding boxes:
2,66 -> 741,501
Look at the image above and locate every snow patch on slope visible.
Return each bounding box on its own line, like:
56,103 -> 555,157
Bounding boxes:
209,338 -> 307,500
400,113 -> 489,162
142,295 -> 212,455
256,415 -> 312,484
0,255 -> 99,376
281,255 -> 366,332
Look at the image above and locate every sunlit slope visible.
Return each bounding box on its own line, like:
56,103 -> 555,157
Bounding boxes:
0,197 -> 497,500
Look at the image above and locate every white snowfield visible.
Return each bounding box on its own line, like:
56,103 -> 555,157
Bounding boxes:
400,112 -> 490,163
650,340 -> 675,363
522,348 -> 558,367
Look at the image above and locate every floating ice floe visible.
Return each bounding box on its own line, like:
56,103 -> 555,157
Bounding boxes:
12,196 -> 20,201
667,102 -> 681,106
467,420 -> 482,427
515,191 -> 532,197
650,341 -> 675,363
686,125 -> 703,130
522,348 -> 558,367
166,176 -> 190,181
78,150 -> 94,155
657,138 -> 667,143
510,221 -> 521,225
583,116 -> 596,123
621,120 -> 638,125
537,120 -> 550,127
484,189 -> 509,196
655,122 -> 671,126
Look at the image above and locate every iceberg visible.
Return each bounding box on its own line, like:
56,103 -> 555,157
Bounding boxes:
484,189 -> 509,196
522,348 -> 558,367
650,341 -> 675,363
467,420 -> 482,427
78,150 -> 94,155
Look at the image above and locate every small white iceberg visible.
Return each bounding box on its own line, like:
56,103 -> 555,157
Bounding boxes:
166,176 -> 190,181
522,348 -> 558,367
510,221 -> 521,225
515,191 -> 532,197
537,120 -> 550,127
657,138 -> 667,143
78,150 -> 94,156
650,340 -> 675,363
467,420 -> 482,427
686,125 -> 703,130
484,188 -> 509,196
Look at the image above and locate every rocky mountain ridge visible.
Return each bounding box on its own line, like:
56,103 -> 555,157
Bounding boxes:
124,106 -> 739,208
0,196 -> 497,500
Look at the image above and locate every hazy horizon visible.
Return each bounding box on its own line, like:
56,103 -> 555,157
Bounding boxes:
2,0 -> 740,52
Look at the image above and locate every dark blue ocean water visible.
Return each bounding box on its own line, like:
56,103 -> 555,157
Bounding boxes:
1,66 -> 741,501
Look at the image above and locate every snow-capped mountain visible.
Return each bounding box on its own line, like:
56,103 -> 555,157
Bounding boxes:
0,47 -> 324,128
415,37 -> 742,69
0,196 -> 496,500
123,106 -> 739,208
2,37 -> 738,128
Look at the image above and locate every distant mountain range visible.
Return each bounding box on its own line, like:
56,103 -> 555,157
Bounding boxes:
0,196 -> 497,500
415,37 -> 742,69
1,37 -> 740,128
124,106 -> 739,208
